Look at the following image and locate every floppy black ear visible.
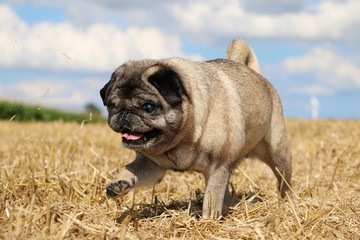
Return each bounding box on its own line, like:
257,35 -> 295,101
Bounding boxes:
100,82 -> 110,105
100,72 -> 117,105
148,67 -> 188,107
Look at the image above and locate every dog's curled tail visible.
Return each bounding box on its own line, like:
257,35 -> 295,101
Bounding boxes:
226,39 -> 261,74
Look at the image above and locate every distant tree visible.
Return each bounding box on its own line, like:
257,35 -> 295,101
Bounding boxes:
85,103 -> 101,115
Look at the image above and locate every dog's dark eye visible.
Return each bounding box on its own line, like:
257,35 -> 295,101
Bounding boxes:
143,102 -> 156,113
106,102 -> 116,110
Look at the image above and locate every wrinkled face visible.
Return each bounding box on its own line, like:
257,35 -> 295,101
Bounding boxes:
100,61 -> 190,153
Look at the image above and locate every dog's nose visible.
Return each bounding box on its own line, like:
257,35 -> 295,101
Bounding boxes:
118,109 -> 131,123
120,109 -> 130,115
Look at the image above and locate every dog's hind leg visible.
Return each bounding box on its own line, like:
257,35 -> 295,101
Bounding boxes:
249,118 -> 292,198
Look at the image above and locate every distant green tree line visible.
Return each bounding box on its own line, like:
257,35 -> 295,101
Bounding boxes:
0,101 -> 105,123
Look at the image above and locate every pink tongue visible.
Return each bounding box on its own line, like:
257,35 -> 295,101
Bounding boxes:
122,133 -> 143,141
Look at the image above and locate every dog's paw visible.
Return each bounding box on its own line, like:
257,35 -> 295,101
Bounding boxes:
106,179 -> 135,198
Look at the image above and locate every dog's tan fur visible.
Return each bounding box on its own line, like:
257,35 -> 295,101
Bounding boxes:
101,39 -> 292,219
227,39 -> 261,74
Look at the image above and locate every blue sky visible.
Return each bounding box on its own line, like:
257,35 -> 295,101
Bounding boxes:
1,0 -> 360,118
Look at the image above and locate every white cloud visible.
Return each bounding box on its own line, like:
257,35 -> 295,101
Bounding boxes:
288,85 -> 335,96
6,0 -> 360,45
264,45 -> 360,96
241,0 -> 303,14
11,80 -> 72,100
2,78 -> 104,111
169,0 -> 360,44
0,4 -> 188,72
282,47 -> 360,86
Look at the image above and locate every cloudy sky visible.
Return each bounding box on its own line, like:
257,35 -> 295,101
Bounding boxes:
0,0 -> 359,118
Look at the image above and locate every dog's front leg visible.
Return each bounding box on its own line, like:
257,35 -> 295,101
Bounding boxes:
106,153 -> 165,199
202,163 -> 231,219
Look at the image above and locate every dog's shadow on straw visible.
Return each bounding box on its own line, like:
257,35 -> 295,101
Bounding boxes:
115,189 -> 262,224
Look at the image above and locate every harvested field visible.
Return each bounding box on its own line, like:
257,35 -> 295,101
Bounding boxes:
0,120 -> 359,239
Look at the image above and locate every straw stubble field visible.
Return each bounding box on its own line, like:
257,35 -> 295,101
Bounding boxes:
0,120 -> 359,239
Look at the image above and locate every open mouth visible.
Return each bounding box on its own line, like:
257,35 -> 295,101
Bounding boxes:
121,128 -> 161,146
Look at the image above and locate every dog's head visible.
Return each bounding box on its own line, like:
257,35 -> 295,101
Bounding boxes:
100,60 -> 191,153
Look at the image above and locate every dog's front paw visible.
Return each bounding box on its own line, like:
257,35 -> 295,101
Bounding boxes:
106,179 -> 135,199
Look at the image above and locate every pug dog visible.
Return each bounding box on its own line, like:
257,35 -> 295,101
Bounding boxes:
100,39 -> 292,219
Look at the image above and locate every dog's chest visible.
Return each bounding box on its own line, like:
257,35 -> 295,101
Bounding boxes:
150,144 -> 210,173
